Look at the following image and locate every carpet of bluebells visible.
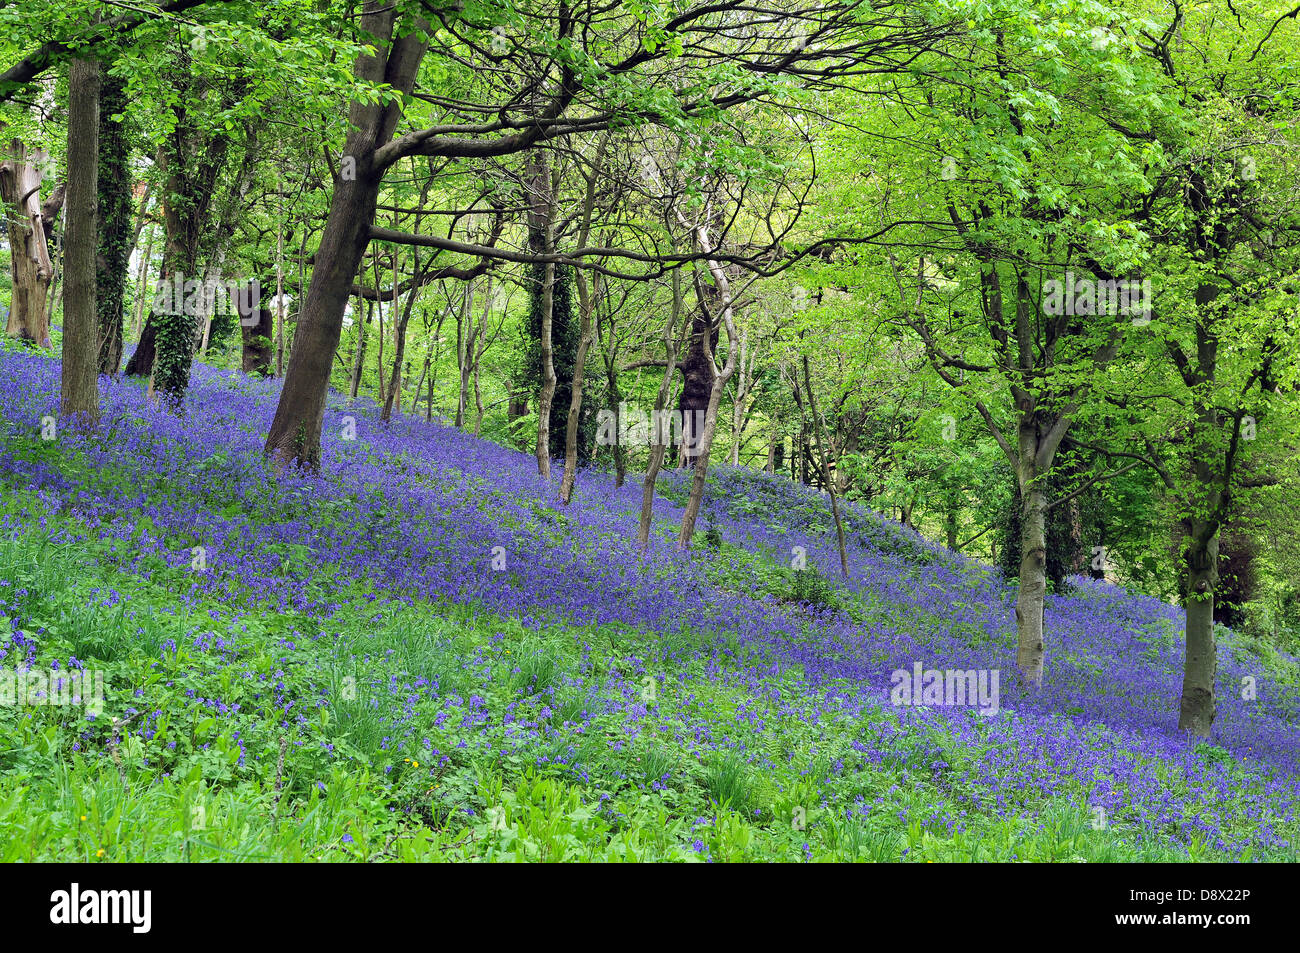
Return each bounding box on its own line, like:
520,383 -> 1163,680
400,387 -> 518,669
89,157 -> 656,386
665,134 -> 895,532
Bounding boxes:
0,345 -> 1297,861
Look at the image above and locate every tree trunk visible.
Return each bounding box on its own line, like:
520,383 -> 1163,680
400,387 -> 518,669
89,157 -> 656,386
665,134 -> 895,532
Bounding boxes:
148,79 -> 235,406
525,150 -> 559,479
678,371 -> 730,546
803,354 -> 849,577
637,267 -> 683,548
427,343 -> 437,421
559,145 -> 604,504
1015,480 -> 1049,683
426,305 -> 447,422
535,259 -> 557,479
381,259 -> 424,422
1,137 -> 56,346
236,278 -> 273,375
273,217 -> 285,374
506,381 -> 525,425
61,57 -> 101,423
150,145 -> 201,407
730,325 -> 749,466
411,352 -> 427,413
198,129 -> 258,359
473,286 -> 487,436
241,308 -> 274,374
264,5 -> 426,467
945,499 -> 959,550
559,269 -> 596,504
1179,527 -> 1219,735
596,286 -> 626,487
675,302 -> 718,468
268,177 -> 377,462
125,298 -> 159,376
456,280 -> 473,428
349,298 -> 371,399
678,211 -> 740,547
374,249 -> 388,407
130,220 -> 155,340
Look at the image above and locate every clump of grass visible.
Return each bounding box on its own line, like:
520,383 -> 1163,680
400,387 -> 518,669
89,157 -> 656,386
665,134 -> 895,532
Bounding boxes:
789,566 -> 837,610
510,636 -> 566,696
704,751 -> 754,814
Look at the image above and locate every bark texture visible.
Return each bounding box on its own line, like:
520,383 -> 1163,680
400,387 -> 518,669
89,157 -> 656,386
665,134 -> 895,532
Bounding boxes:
61,57 -> 102,423
1,137 -> 56,346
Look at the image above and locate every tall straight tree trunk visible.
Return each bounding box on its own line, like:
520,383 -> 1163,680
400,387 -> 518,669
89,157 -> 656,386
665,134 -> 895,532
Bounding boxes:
374,248 -> 388,406
141,74 -> 235,404
638,265 -> 683,548
535,259 -> 557,478
95,73 -> 131,374
802,354 -> 849,577
146,58 -> 237,404
426,305 -> 447,422
198,129 -> 258,358
349,298 -> 371,399
149,144 -> 201,406
411,353 -> 427,413
1,136 -> 56,346
945,496 -> 960,550
130,220 -> 155,338
1015,472 -> 1050,682
677,210 -> 739,547
381,259 -> 424,422
473,287 -> 487,436
426,343 -> 437,421
730,325 -> 749,465
61,58 -> 101,423
525,150 -> 559,479
1175,284 -> 1229,736
559,143 -> 604,504
559,269 -> 596,503
596,288 -> 626,487
273,216 -> 285,374
381,170 -> 432,422
1180,522 -> 1219,735
456,280 -> 474,428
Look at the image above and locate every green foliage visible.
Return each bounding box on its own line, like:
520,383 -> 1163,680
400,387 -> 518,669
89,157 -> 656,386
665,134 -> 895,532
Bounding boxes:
789,566 -> 837,610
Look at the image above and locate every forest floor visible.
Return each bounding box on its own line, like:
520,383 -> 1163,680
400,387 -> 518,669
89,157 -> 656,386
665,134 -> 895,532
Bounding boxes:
0,345 -> 1297,861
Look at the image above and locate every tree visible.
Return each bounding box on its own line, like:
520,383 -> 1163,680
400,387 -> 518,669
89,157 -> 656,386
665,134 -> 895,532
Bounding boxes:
263,1 -> 958,468
1,135 -> 57,346
95,68 -> 131,374
61,56 -> 101,423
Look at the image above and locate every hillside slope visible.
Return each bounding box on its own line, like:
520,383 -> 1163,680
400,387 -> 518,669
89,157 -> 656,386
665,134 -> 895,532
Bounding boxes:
0,348 -> 1296,861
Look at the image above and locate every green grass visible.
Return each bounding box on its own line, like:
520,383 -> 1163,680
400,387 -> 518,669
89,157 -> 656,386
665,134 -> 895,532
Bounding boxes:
0,482 -> 1292,862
